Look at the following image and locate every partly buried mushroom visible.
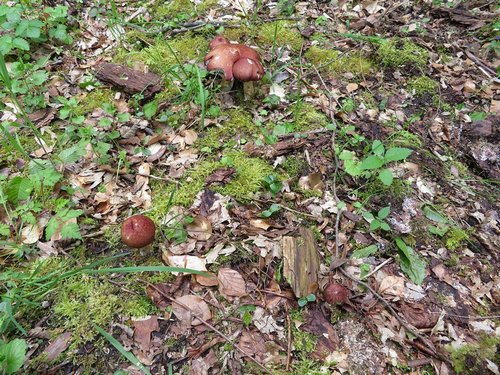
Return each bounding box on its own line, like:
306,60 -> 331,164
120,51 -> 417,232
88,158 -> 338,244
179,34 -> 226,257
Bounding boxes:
121,214 -> 156,249
204,35 -> 264,97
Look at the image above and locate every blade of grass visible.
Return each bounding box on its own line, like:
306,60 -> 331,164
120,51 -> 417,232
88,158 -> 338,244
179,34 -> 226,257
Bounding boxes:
195,65 -> 206,128
86,266 -> 210,276
93,323 -> 152,375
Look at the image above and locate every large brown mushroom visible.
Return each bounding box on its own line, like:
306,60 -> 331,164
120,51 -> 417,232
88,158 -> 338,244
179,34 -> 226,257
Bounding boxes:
204,35 -> 264,97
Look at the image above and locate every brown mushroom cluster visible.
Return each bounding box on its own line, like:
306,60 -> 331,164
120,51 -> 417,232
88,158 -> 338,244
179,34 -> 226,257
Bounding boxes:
204,35 -> 264,82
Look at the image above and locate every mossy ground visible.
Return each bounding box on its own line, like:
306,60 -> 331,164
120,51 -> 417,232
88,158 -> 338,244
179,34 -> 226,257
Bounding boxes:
114,34 -> 209,76
150,151 -> 275,216
292,102 -> 329,131
196,108 -> 259,149
257,21 -> 304,52
407,76 -> 438,96
376,39 -> 429,69
75,88 -> 115,116
447,335 -> 499,374
304,46 -> 372,77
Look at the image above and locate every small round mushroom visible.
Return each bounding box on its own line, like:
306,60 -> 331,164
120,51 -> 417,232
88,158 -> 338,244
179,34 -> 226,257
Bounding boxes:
233,58 -> 265,82
121,215 -> 156,248
323,282 -> 349,305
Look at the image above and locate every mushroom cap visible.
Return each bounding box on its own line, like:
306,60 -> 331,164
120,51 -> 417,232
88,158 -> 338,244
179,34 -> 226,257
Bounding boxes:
209,35 -> 229,50
323,282 -> 349,305
204,44 -> 263,81
121,215 -> 156,248
232,58 -> 264,81
205,45 -> 240,80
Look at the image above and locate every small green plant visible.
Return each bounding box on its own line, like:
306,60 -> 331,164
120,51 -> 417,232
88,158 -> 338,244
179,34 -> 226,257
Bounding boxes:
298,293 -> 316,307
0,338 -> 27,374
260,203 -> 281,218
340,140 -> 413,186
238,305 -> 256,327
362,206 -> 391,231
262,175 -> 283,195
395,237 -> 426,285
0,3 -> 72,56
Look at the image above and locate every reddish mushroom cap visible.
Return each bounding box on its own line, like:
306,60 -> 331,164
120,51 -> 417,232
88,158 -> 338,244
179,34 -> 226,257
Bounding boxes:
204,39 -> 264,81
232,58 -> 265,81
209,35 -> 229,50
121,215 -> 156,248
323,282 -> 349,305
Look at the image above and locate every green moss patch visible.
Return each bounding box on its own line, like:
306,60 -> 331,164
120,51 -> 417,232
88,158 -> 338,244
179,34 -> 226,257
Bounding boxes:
257,21 -> 303,51
151,0 -> 195,18
293,102 -> 329,131
75,88 -> 115,116
377,39 -> 429,69
407,76 -> 438,96
304,46 -> 372,77
447,336 -> 499,374
197,108 -> 259,149
151,151 -> 274,210
115,34 -> 208,76
53,274 -> 155,347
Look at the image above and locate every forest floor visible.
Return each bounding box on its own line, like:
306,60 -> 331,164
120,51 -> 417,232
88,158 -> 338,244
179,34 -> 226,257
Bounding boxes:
0,0 -> 498,374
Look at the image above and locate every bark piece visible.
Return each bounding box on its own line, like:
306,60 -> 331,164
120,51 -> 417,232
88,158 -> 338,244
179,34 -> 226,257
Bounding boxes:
282,227 -> 320,298
94,63 -> 162,98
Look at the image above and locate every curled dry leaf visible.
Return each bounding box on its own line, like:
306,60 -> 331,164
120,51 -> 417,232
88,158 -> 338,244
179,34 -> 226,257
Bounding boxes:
378,275 -> 405,297
249,218 -> 271,230
43,332 -> 72,362
180,129 -> 198,145
298,173 -> 324,192
21,223 -> 41,244
132,316 -> 159,351
172,295 -> 211,326
163,253 -> 207,275
217,268 -> 247,298
196,272 -> 219,287
186,216 -> 213,241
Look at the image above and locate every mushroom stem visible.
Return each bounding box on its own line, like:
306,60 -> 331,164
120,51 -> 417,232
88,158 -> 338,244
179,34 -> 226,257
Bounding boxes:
242,81 -> 255,100
220,79 -> 234,93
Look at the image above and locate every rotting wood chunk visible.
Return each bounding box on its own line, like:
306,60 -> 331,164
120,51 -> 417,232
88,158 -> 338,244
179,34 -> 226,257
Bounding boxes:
94,63 -> 162,99
282,227 -> 320,298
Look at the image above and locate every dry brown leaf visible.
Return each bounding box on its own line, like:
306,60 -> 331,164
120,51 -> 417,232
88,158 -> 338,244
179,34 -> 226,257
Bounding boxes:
298,173 -> 324,192
217,268 -> 247,298
163,253 -> 207,275
132,316 -> 159,351
346,82 -> 359,93
249,218 -> 271,230
378,275 -> 405,297
186,216 -> 213,241
172,295 -> 211,326
180,129 -> 198,145
196,272 -> 219,287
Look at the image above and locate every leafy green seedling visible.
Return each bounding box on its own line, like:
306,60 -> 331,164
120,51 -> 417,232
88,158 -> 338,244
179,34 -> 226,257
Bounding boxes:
0,338 -> 27,374
351,244 -> 378,259
263,175 -> 283,195
238,305 -> 256,327
423,206 -> 450,237
298,293 -> 316,307
395,237 -> 426,285
260,203 -> 281,218
362,206 -> 391,231
340,139 -> 413,186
